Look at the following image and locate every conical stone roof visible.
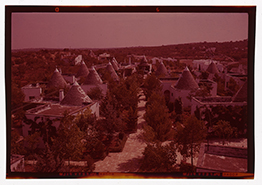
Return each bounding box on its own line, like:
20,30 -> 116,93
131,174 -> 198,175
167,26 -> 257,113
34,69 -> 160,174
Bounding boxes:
111,57 -> 119,71
60,81 -> 92,106
106,62 -> 120,81
175,67 -> 199,90
206,62 -> 219,74
83,67 -> 103,85
232,81 -> 247,102
139,55 -> 149,66
155,61 -> 169,77
76,61 -> 89,78
88,50 -> 96,58
47,68 -> 68,88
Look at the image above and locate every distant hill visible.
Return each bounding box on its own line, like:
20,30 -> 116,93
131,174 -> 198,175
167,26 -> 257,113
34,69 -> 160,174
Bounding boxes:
93,39 -> 248,62
11,39 -> 248,62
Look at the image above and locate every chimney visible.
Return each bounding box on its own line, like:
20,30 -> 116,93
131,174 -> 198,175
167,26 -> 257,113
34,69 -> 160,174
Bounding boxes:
129,56 -> 131,65
59,89 -> 64,102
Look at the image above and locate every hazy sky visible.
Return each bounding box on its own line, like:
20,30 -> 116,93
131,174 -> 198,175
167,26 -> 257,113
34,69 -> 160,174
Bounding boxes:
11,12 -> 248,49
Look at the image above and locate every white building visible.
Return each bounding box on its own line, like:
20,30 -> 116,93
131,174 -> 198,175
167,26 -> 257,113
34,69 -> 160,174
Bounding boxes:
21,83 -> 42,102
193,59 -> 223,73
74,55 -> 83,65
22,81 -> 99,149
161,66 -> 199,107
191,81 -> 247,115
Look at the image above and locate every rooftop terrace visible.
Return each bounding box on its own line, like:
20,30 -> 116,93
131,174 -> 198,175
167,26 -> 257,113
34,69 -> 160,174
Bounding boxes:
26,103 -> 94,117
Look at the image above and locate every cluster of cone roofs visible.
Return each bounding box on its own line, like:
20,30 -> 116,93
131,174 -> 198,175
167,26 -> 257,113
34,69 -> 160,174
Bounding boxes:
46,60 -> 120,106
46,58 -> 246,106
157,61 -> 246,102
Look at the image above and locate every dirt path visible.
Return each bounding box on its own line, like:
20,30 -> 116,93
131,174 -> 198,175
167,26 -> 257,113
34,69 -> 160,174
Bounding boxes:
94,92 -> 147,172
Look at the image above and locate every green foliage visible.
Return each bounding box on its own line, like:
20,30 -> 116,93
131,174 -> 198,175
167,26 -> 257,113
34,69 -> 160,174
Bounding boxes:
143,74 -> 162,100
24,131 -> 41,157
210,105 -> 247,135
142,125 -> 157,143
84,137 -> 106,160
100,74 -> 140,133
11,130 -> 26,155
144,92 -> 173,142
179,162 -> 196,173
100,92 -> 123,133
81,155 -> 95,172
122,107 -> 138,132
227,77 -> 240,96
197,81 -> 213,97
194,106 -> 201,120
213,120 -> 238,145
174,97 -> 183,115
175,115 -> 207,166
35,143 -> 65,172
52,111 -> 84,162
11,81 -> 25,109
139,142 -> 177,172
74,108 -> 95,132
86,87 -> 103,100
23,116 -> 57,147
37,118 -> 57,146
199,71 -> 209,80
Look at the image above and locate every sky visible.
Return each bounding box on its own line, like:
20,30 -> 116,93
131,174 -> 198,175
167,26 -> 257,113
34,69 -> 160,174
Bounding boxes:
11,12 -> 248,49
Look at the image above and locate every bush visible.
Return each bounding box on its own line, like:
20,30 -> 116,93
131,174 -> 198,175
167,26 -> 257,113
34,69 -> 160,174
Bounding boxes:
119,132 -> 124,140
179,162 -> 196,173
85,138 -> 106,160
139,143 -> 177,172
109,133 -> 128,153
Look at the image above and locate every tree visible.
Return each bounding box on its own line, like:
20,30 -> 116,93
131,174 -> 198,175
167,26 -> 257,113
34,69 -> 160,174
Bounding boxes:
100,74 -> 140,133
74,108 -> 95,132
143,74 -> 162,100
24,131 -> 41,158
11,80 -> 25,109
174,97 -> 183,115
11,129 -> 26,155
122,107 -> 138,132
86,87 -> 103,100
194,106 -> 201,120
175,115 -> 207,168
37,118 -> 57,146
144,92 -> 173,142
100,91 -> 123,133
199,71 -> 209,80
52,111 -> 84,170
197,81 -> 213,97
139,142 -> 177,172
211,105 -> 247,135
227,77 -> 240,96
213,120 -> 238,145
84,137 -> 106,160
35,143 -> 65,172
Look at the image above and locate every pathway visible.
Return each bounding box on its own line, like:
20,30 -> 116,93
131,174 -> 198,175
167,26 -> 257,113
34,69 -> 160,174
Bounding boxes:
94,92 -> 147,172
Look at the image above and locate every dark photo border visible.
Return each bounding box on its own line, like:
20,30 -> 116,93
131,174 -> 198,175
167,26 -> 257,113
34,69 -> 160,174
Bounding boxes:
5,6 -> 256,179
